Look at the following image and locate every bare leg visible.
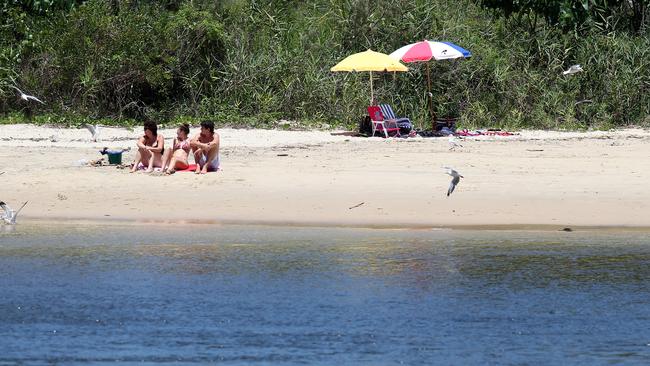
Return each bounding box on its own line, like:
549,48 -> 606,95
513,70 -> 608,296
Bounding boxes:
193,149 -> 203,174
161,148 -> 172,172
152,152 -> 163,168
174,158 -> 189,170
201,143 -> 219,174
165,156 -> 177,175
145,152 -> 155,173
166,150 -> 188,175
130,147 -> 149,173
146,151 -> 162,173
130,151 -> 141,173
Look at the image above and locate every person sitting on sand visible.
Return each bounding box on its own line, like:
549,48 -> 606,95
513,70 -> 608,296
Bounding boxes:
190,120 -> 220,174
161,123 -> 191,175
130,120 -> 165,173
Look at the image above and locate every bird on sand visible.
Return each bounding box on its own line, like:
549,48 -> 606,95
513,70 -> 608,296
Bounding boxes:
448,135 -> 463,150
443,167 -> 463,197
563,64 -> 583,75
0,201 -> 28,225
85,124 -> 101,142
9,85 -> 45,104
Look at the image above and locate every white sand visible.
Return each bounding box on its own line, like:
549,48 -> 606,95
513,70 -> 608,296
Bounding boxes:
2,124 -> 650,228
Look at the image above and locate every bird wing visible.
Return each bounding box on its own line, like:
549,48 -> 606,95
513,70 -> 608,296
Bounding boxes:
14,201 -> 28,216
9,85 -> 24,95
85,124 -> 96,135
447,176 -> 461,196
25,95 -> 45,104
447,180 -> 456,196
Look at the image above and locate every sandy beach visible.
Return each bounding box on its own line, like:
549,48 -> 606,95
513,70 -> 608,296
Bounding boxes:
1,124 -> 649,228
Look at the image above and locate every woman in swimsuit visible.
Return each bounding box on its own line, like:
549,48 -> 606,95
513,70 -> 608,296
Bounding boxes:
161,123 -> 191,175
130,120 -> 165,173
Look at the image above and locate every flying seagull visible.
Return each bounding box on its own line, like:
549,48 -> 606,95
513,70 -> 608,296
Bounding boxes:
563,64 -> 583,75
0,201 -> 28,225
9,85 -> 45,104
443,167 -> 463,197
85,124 -> 101,142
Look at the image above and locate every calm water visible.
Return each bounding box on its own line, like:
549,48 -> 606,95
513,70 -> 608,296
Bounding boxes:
1,224 -> 650,365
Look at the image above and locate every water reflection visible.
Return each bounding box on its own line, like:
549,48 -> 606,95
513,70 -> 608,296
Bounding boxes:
2,225 -> 650,288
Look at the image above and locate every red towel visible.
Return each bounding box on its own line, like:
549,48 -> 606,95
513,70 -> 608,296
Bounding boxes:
177,164 -> 197,172
175,164 -> 221,173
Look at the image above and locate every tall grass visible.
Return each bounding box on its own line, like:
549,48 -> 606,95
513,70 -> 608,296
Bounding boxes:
0,0 -> 648,130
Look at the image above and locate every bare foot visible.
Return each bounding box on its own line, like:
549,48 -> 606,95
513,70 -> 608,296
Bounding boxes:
145,168 -> 153,173
194,165 -> 202,174
165,169 -> 175,175
200,167 -> 208,174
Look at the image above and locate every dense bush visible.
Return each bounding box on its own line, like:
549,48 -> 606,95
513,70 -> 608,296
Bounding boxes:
0,0 -> 648,130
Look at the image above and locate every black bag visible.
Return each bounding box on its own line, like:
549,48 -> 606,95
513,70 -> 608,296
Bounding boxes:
359,115 -> 373,135
397,120 -> 413,135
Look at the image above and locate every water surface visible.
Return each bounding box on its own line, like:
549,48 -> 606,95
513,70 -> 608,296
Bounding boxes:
1,224 -> 650,365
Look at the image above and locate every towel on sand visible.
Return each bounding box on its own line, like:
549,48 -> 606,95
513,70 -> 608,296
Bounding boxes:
176,164 -> 221,173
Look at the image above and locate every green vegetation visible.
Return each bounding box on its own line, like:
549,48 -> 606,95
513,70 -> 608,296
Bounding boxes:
1,0 -> 648,130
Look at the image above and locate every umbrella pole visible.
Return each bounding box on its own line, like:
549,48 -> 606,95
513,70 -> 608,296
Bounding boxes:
369,71 -> 374,105
427,63 -> 435,130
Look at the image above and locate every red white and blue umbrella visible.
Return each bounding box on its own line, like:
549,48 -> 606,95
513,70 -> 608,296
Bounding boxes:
389,40 -> 471,62
390,40 -> 471,125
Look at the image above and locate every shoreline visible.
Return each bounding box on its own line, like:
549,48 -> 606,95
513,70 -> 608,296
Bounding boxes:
3,124 -> 650,230
15,216 -> 650,232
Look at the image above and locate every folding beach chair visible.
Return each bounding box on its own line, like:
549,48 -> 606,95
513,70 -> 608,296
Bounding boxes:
379,104 -> 413,134
367,106 -> 400,138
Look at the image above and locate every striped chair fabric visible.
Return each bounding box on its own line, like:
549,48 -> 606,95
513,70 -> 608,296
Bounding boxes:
379,104 -> 398,120
379,104 -> 411,124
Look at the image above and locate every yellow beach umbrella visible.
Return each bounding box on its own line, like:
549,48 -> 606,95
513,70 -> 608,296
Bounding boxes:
331,49 -> 408,104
